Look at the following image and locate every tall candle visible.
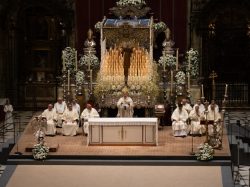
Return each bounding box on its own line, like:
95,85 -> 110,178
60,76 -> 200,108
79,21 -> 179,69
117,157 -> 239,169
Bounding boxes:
201,84 -> 204,98
67,70 -> 70,91
225,84 -> 228,96
176,48 -> 179,71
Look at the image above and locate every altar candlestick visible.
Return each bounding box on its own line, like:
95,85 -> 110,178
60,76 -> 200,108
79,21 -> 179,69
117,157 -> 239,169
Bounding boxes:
170,70 -> 173,95
90,70 -> 93,92
62,52 -> 65,71
188,53 -> 191,71
201,84 -> 204,98
67,70 -> 70,91
225,84 -> 228,96
188,72 -> 190,91
176,48 -> 179,71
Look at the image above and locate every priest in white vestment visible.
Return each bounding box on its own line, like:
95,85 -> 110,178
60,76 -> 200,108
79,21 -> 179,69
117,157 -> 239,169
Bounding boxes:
193,99 -> 205,113
72,99 -> 80,116
181,98 -> 192,114
204,103 -> 221,135
189,105 -> 205,135
41,104 -> 57,135
208,99 -> 219,112
117,88 -> 134,117
62,104 -> 79,136
171,103 -> 189,137
54,97 -> 67,127
81,103 -> 99,136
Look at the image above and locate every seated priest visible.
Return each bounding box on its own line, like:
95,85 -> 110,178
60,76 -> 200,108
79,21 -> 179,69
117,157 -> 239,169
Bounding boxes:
181,98 -> 193,114
61,104 -> 79,136
117,87 -> 134,117
193,99 -> 205,113
205,102 -> 221,136
189,105 -> 205,136
208,99 -> 219,112
41,103 -> 57,136
80,102 -> 99,136
54,97 -> 67,127
171,103 -> 189,137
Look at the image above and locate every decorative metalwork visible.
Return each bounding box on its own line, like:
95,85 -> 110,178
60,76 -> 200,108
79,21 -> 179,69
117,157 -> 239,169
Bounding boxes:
103,25 -> 150,49
110,1 -> 151,19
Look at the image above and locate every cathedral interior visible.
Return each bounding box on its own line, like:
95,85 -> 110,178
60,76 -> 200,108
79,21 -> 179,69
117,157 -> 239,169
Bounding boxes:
0,0 -> 250,187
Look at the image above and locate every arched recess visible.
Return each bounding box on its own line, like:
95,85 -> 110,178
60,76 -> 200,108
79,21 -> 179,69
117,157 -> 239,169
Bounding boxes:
193,0 -> 250,103
4,0 -> 74,109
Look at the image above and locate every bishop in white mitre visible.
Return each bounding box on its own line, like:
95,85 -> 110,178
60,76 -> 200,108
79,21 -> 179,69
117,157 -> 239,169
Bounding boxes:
41,103 -> 57,135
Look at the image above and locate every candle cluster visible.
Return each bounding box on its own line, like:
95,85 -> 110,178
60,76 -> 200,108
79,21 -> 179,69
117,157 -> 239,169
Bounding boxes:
127,47 -> 151,84
100,47 -> 125,84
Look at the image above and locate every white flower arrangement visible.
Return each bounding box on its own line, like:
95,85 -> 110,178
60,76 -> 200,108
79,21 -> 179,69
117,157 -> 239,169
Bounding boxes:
195,143 -> 214,161
32,143 -> 49,160
95,21 -> 102,32
153,21 -> 167,32
75,71 -> 85,86
175,71 -> 186,85
63,47 -> 77,70
116,0 -> 146,6
158,54 -> 176,68
79,54 -> 99,68
186,48 -> 199,78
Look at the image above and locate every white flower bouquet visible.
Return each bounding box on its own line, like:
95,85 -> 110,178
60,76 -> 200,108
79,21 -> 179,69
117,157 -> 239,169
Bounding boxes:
158,54 -> 176,68
32,143 -> 49,160
175,71 -> 186,85
63,47 -> 77,70
79,54 -> 99,68
116,0 -> 146,6
195,143 -> 214,161
185,48 -> 199,78
153,21 -> 167,32
75,71 -> 85,86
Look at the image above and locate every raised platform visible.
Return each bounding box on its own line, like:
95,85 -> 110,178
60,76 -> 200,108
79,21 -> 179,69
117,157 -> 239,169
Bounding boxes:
8,117 -> 231,164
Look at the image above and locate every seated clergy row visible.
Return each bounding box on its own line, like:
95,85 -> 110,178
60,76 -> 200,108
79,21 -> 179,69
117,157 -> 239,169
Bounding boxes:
41,98 -> 99,136
171,99 -> 221,137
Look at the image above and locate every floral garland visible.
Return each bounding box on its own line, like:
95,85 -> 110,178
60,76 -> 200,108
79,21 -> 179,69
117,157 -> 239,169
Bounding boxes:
185,48 -> 199,78
79,54 -> 99,68
195,143 -> 214,161
116,0 -> 146,6
158,54 -> 176,68
63,47 -> 77,70
175,71 -> 186,85
32,143 -> 49,160
75,71 -> 85,86
153,21 -> 167,33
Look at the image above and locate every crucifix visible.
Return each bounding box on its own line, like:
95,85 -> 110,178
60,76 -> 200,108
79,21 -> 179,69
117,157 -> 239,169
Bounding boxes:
209,70 -> 217,100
